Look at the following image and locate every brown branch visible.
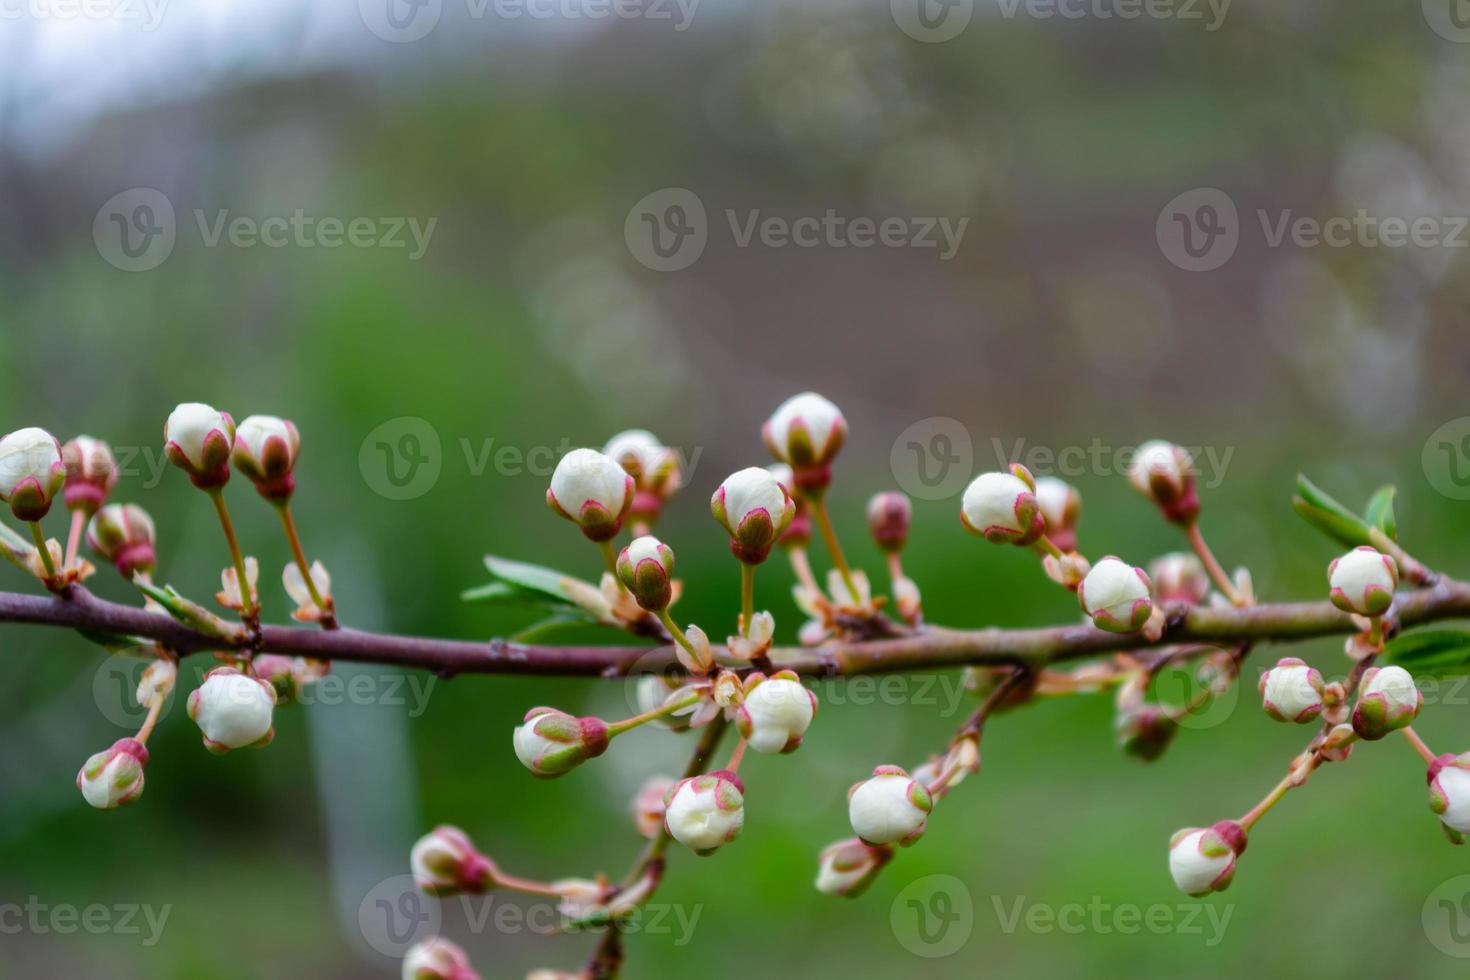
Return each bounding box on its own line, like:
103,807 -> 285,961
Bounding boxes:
2,578 -> 1468,679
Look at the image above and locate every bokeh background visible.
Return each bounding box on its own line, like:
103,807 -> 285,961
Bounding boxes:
4,0 -> 1470,976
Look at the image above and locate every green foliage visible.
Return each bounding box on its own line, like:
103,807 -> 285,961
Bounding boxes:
1383,630 -> 1470,677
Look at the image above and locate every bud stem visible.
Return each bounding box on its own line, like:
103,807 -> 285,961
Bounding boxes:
1185,522 -> 1245,606
598,540 -> 627,595
1402,725 -> 1437,764
1032,535 -> 1064,560
495,873 -> 565,898
810,497 -> 861,603
1238,773 -> 1296,832
275,502 -> 336,628
787,546 -> 820,596
740,563 -> 755,638
135,696 -> 165,746
606,691 -> 704,736
208,490 -> 257,620
725,736 -> 748,774
64,510 -> 86,570
28,522 -> 56,579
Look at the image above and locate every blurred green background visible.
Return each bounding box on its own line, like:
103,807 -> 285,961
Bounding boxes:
3,0 -> 1470,976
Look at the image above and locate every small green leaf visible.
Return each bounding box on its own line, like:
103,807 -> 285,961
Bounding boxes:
134,580 -> 247,642
1383,630 -> 1470,677
75,629 -> 154,654
481,555 -> 581,604
1364,485 -> 1398,541
1293,475 -> 1374,548
460,582 -> 550,606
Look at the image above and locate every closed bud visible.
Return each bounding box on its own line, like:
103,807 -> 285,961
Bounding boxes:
1429,753 -> 1470,842
1129,440 -> 1199,524
411,825 -> 499,896
0,427 -> 66,522
767,464 -> 811,547
959,467 -> 1044,546
762,392 -> 847,491
1034,476 -> 1081,552
1328,547 -> 1398,617
252,654 -> 329,703
711,467 -> 795,565
61,436 -> 118,515
1351,665 -> 1420,740
815,837 -> 892,898
76,737 -> 148,810
632,776 -> 676,840
665,770 -> 745,855
847,765 -> 932,847
1258,657 -> 1325,723
1168,821 -> 1245,896
616,536 -> 676,611
513,707 -> 610,778
402,937 -> 480,980
1078,557 -> 1153,633
136,658 -> 177,710
1115,705 -> 1178,761
186,667 -> 277,754
87,503 -> 157,577
231,415 -> 300,501
1149,553 -> 1210,605
604,429 -> 681,524
679,624 -> 714,674
737,671 -> 817,754
866,492 -> 912,553
164,403 -> 236,489
546,449 -> 634,542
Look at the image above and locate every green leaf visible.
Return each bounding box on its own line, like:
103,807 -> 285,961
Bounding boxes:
509,613 -> 601,643
134,580 -> 247,642
75,629 -> 154,654
1383,630 -> 1470,677
481,555 -> 581,604
459,582 -> 548,606
1364,485 -> 1398,541
1292,475 -> 1374,548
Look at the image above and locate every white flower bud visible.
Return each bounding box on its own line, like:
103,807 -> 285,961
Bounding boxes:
866,492 -> 912,553
1078,557 -> 1154,633
737,671 -> 817,754
186,667 -> 277,754
604,429 -> 681,504
1258,657 -> 1325,723
1328,546 -> 1398,617
513,707 -> 610,778
411,825 -> 498,896
0,427 -> 66,522
664,770 -> 745,855
616,535 -> 675,611
402,937 -> 480,980
76,737 -> 148,810
711,467 -> 795,564
1033,476 -> 1081,551
164,403 -> 235,488
1128,440 -> 1198,524
1167,822 -> 1245,896
959,468 -> 1043,546
632,776 -> 676,839
546,449 -> 634,542
847,765 -> 933,847
87,503 -> 157,577
1429,753 -> 1470,839
762,391 -> 847,475
61,436 -> 118,515
1149,552 -> 1209,605
815,837 -> 891,898
1351,665 -> 1421,740
231,415 -> 300,501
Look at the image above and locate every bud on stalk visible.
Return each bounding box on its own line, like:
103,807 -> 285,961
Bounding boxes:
61,436 -> 118,515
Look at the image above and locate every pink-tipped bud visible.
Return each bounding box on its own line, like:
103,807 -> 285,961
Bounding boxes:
76,737 -> 148,810
711,467 -> 795,565
546,448 -> 634,542
1129,440 -> 1199,525
164,403 -> 236,489
815,837 -> 892,898
1148,552 -> 1209,605
1328,546 -> 1398,617
402,937 -> 480,980
632,775 -> 676,840
767,464 -> 811,548
616,535 -> 676,611
87,503 -> 157,577
513,707 -> 610,778
959,467 -> 1044,546
1115,704 -> 1179,761
0,427 -> 66,522
762,391 -> 847,492
231,415 -> 300,502
866,492 -> 912,553
1258,657 -> 1325,724
186,667 -> 277,754
1351,665 -> 1420,740
604,429 -> 682,525
1168,820 -> 1245,896
664,770 -> 745,855
847,765 -> 932,847
1429,753 -> 1470,843
61,436 -> 118,515
411,825 -> 499,896
1078,557 -> 1154,633
1034,476 -> 1081,552
736,671 -> 817,754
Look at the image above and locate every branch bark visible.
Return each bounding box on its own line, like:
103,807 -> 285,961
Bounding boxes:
2,579 -> 1468,679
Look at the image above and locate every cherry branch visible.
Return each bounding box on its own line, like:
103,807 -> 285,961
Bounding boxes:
6,576 -> 1468,678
